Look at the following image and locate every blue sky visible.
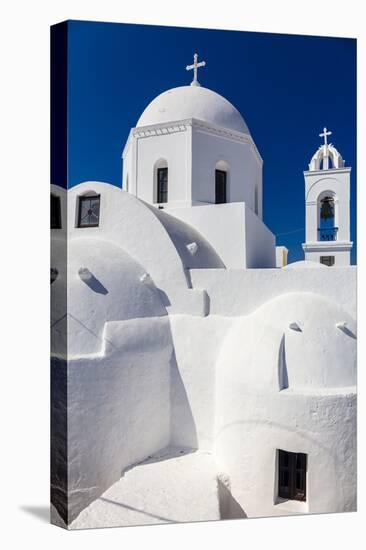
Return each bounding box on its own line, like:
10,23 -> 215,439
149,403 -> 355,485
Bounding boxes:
66,20 -> 356,263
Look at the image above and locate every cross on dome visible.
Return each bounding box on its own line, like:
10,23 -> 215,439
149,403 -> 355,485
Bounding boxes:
186,53 -> 206,87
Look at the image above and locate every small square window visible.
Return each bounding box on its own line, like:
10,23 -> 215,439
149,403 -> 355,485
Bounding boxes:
77,195 -> 100,228
320,255 -> 335,267
278,449 -> 307,501
51,194 -> 61,229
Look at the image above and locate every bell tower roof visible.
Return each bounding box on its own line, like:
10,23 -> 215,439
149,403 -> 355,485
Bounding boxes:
308,127 -> 345,171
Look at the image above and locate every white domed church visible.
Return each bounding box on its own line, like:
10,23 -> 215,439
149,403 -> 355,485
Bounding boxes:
51,55 -> 356,529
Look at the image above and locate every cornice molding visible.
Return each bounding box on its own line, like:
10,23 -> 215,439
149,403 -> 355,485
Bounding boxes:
302,241 -> 353,252
133,121 -> 189,138
123,118 -> 263,165
303,167 -> 352,177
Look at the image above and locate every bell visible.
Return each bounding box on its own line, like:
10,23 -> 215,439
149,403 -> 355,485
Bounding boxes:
320,197 -> 334,219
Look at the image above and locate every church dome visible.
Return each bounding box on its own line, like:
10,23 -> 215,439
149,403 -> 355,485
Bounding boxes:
136,86 -> 250,135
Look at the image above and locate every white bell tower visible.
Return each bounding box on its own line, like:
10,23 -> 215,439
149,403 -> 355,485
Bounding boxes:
302,128 -> 353,266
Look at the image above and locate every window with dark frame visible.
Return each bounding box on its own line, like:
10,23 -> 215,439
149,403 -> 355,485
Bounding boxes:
51,194 -> 62,229
77,194 -> 100,228
278,449 -> 307,501
320,255 -> 335,267
215,169 -> 227,204
157,167 -> 168,203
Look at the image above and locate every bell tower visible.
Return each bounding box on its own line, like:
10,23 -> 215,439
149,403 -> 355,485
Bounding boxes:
302,128 -> 353,266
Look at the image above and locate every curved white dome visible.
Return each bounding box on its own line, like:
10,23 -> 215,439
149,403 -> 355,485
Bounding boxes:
216,292 -> 356,392
51,238 -> 167,356
145,202 -> 225,269
137,86 -> 250,134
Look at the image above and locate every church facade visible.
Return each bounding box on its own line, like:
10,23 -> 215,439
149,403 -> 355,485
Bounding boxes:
51,55 -> 356,528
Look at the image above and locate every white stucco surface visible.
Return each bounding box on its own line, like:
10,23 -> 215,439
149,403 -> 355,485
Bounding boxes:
51,177 -> 356,526
244,204 -> 276,268
190,125 -> 262,213
190,266 -> 356,318
215,292 -> 356,391
214,292 -> 356,517
166,202 -> 275,268
284,260 -> 327,269
214,389 -> 356,518
275,246 -> 288,267
136,86 -> 250,134
60,316 -> 173,523
302,166 -> 353,265
66,182 -> 223,316
70,447 -> 221,529
169,315 -> 234,450
123,118 -> 262,212
123,83 -> 262,219
51,77 -> 356,529
146,202 -> 225,269
53,238 -> 168,356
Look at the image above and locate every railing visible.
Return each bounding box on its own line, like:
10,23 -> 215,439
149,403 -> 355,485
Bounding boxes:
318,227 -> 338,241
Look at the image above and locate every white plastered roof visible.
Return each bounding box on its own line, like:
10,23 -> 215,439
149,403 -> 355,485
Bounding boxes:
137,85 -> 250,135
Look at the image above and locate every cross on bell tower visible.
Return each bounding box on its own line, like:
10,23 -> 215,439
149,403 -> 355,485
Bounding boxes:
186,53 -> 206,87
319,127 -> 332,146
319,127 -> 332,169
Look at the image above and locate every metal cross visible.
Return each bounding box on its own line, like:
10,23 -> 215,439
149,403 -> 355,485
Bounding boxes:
319,127 -> 332,147
186,53 -> 206,87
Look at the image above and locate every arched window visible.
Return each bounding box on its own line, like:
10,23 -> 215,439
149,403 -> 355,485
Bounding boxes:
318,192 -> 337,241
254,182 -> 259,215
154,159 -> 168,204
215,160 -> 229,204
77,191 -> 100,228
51,193 -> 61,229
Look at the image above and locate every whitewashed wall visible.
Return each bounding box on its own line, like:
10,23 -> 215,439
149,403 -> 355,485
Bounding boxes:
244,204 -> 276,268
169,315 -> 234,450
303,168 -> 353,265
303,248 -> 351,266
214,292 -> 357,517
130,127 -> 191,206
304,169 -> 351,242
65,182 -> 223,315
214,391 -> 356,517
191,124 -> 262,216
190,266 -> 356,318
51,222 -> 174,523
166,202 -> 275,268
123,119 -> 262,215
50,181 -> 357,524
65,316 -> 173,523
